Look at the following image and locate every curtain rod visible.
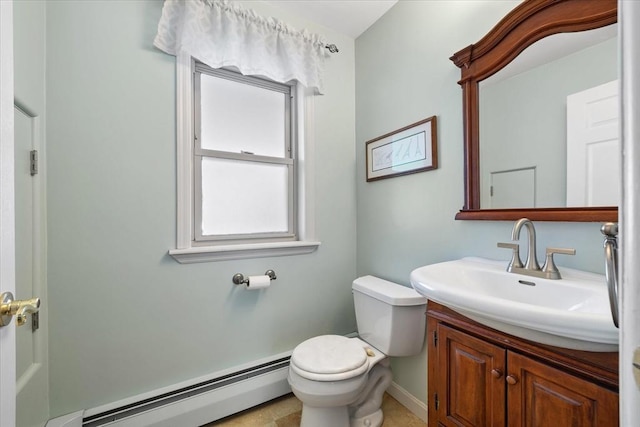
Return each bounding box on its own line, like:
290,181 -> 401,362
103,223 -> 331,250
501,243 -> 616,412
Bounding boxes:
325,44 -> 339,53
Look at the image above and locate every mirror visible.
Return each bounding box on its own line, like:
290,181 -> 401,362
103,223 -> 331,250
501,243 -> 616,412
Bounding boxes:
480,26 -> 617,209
450,0 -> 618,221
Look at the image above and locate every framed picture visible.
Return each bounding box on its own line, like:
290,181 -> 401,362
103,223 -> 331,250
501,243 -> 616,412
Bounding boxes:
365,116 -> 438,182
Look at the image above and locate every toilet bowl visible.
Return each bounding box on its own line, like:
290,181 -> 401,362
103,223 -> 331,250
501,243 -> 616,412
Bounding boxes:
287,276 -> 427,427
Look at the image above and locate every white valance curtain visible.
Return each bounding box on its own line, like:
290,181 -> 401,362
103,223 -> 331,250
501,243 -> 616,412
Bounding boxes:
154,0 -> 328,94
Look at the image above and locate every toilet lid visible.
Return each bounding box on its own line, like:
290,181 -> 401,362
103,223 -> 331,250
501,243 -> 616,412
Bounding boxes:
291,335 -> 369,381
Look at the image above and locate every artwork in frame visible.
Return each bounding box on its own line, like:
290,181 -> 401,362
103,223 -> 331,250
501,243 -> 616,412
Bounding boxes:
365,116 -> 438,182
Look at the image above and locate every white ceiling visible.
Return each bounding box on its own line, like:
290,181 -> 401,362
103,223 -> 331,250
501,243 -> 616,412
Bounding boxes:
265,0 -> 398,39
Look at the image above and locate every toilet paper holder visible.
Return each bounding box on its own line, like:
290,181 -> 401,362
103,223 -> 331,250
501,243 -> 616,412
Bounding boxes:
232,270 -> 277,285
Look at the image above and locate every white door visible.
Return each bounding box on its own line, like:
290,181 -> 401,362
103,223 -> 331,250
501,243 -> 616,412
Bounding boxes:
0,1 -> 17,426
490,167 -> 535,208
4,2 -> 49,425
566,80 -> 619,207
14,104 -> 48,427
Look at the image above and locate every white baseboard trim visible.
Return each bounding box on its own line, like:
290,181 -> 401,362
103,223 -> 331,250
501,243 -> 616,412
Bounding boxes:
386,382 -> 428,423
45,411 -> 84,427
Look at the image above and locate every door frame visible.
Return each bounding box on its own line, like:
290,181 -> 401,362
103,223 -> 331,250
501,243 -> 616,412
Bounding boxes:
0,0 -> 16,426
620,0 -> 640,425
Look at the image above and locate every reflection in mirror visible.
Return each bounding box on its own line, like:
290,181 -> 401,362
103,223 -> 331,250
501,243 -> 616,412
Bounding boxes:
479,25 -> 618,209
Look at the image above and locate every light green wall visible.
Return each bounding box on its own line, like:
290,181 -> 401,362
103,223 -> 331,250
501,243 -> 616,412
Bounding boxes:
44,0 -> 356,416
355,0 -> 611,404
480,37 -> 618,208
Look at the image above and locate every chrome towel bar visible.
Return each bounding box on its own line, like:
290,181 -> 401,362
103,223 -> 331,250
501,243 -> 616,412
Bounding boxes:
601,222 -> 619,328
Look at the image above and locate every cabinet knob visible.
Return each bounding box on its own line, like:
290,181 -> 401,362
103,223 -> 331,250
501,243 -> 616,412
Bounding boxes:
506,375 -> 519,385
491,369 -> 503,379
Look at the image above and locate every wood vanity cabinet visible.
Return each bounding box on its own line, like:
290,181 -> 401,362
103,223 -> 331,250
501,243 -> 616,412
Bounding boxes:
427,301 -> 619,427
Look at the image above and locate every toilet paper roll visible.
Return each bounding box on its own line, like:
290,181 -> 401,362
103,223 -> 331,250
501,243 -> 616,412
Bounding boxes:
246,275 -> 271,290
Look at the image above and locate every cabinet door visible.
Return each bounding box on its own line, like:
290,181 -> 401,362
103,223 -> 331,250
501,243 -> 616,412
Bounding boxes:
437,324 -> 507,427
506,352 -> 619,427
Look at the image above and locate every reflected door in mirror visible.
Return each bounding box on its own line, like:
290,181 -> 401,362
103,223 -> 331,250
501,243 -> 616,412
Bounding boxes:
566,80 -> 619,207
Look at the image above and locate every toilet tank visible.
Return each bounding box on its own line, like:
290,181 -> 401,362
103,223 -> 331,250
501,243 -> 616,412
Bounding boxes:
352,276 -> 427,357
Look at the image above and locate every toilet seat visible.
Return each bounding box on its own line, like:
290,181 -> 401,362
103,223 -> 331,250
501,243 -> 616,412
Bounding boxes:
291,335 -> 369,382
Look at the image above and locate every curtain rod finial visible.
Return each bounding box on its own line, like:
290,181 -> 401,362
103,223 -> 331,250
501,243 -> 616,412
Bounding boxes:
325,44 -> 339,53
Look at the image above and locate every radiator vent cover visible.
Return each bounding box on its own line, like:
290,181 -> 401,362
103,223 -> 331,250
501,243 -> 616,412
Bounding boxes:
82,356 -> 290,427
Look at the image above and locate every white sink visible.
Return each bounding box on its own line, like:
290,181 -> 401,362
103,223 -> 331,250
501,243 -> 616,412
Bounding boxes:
410,257 -> 619,352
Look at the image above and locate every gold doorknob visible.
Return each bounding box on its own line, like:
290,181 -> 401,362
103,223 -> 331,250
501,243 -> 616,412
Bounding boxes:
0,292 -> 40,327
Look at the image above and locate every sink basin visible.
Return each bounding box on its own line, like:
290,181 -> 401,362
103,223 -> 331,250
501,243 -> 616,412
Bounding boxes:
410,257 -> 618,352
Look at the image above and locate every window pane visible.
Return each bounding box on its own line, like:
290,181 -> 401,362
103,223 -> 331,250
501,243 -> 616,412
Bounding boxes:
201,157 -> 289,236
200,74 -> 286,157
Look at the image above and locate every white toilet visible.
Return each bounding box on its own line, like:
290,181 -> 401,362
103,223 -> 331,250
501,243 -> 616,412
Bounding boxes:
287,275 -> 427,427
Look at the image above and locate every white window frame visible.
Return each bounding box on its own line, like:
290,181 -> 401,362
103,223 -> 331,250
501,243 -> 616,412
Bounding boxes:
169,53 -> 320,263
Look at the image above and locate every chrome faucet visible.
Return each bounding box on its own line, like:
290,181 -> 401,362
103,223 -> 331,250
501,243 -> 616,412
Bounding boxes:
512,218 -> 540,270
498,218 -> 575,280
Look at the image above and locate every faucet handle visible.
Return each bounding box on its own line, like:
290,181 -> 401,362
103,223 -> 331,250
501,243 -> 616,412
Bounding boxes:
542,247 -> 576,279
498,242 -> 523,271
546,247 -> 577,256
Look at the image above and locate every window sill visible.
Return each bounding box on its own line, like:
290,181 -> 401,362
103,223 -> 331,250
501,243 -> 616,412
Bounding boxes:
169,241 -> 321,263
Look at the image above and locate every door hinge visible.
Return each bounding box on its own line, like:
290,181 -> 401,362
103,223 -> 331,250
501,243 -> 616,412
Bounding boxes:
434,393 -> 439,410
30,150 -> 38,176
490,185 -> 494,197
433,330 -> 438,347
31,311 -> 40,332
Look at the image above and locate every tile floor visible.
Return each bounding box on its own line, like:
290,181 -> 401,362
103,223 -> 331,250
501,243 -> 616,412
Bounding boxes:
206,392 -> 425,427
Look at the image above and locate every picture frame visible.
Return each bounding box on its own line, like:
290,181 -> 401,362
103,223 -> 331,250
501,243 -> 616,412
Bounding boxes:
365,116 -> 438,182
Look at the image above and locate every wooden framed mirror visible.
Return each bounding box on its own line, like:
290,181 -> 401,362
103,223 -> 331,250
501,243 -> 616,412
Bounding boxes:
450,0 -> 618,221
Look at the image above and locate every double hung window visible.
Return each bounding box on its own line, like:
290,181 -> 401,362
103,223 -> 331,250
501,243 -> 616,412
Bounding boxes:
194,63 -> 296,244
169,56 -> 319,263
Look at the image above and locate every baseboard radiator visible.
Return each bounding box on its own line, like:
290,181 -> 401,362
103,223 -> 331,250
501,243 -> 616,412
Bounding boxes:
48,355 -> 292,427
